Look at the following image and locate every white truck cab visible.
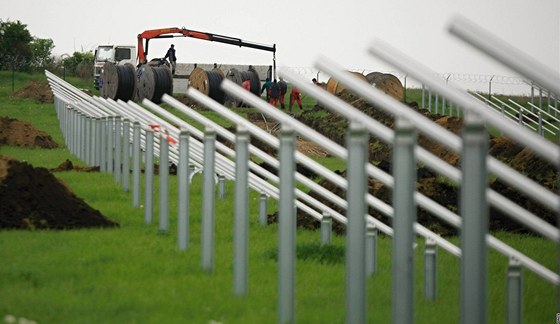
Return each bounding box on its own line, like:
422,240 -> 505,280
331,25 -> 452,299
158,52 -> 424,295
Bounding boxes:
93,45 -> 137,89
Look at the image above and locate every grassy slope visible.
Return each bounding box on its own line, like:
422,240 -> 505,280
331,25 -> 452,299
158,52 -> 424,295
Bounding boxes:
0,71 -> 557,323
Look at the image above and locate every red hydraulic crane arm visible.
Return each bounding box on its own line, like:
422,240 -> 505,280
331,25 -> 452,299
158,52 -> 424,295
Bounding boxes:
137,27 -> 276,64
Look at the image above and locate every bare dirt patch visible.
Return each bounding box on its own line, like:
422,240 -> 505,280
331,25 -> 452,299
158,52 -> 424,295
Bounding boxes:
0,116 -> 59,148
13,80 -> 53,103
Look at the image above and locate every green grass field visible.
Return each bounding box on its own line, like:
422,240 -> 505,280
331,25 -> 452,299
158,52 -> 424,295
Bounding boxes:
0,71 -> 558,323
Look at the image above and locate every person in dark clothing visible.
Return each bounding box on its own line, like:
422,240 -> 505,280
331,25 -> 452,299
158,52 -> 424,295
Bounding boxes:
269,79 -> 280,108
278,77 -> 288,109
163,44 -> 177,74
261,78 -> 272,101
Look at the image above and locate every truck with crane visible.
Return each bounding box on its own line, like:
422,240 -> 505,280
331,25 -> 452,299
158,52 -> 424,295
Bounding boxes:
96,27 -> 276,103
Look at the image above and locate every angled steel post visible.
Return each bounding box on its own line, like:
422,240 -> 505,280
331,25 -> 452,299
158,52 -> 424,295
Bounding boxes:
144,130 -> 154,225
460,112 -> 489,324
234,126 -> 250,296
202,127 -> 216,272
132,122 -> 141,207
114,116 -> 122,183
259,192 -> 268,226
278,124 -> 296,324
178,130 -> 190,250
506,257 -> 523,324
159,136 -> 170,233
424,238 -> 438,301
392,117 -> 417,324
346,121 -> 368,324
122,119 -> 130,192
365,225 -> 378,276
321,212 -> 332,245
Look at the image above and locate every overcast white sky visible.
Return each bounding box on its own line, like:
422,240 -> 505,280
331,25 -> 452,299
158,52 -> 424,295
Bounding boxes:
3,0 -> 559,79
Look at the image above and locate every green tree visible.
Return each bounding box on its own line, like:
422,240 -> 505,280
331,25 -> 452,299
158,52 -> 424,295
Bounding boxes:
0,19 -> 33,70
30,37 -> 55,69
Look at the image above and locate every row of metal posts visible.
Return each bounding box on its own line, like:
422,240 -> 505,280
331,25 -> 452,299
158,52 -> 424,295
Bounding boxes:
51,74 -> 525,324
421,84 -> 462,117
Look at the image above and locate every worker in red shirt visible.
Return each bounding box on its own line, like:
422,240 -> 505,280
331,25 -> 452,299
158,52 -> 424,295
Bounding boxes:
289,86 -> 303,113
242,79 -> 251,91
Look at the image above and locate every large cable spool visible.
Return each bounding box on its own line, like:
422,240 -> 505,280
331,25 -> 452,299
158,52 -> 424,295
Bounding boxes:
225,68 -> 261,107
366,72 -> 404,101
189,67 -> 225,104
325,71 -> 367,96
136,64 -> 173,104
101,62 -> 136,101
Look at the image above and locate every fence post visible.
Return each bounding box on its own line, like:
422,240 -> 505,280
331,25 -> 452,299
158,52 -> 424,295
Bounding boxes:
365,225 -> 378,276
95,116 -> 103,167
346,121 -> 368,324
321,211 -> 332,245
218,174 -> 226,200
518,108 -> 524,126
114,116 -> 122,183
424,238 -> 438,301
278,124 -> 296,324
234,125 -> 249,296
428,88 -> 432,112
79,113 -> 86,161
259,192 -> 268,226
538,112 -> 543,136
392,116 -> 417,324
435,93 -> 439,115
122,119 -> 130,191
460,112 -> 489,324
144,130 -> 154,225
202,127 -> 216,272
178,130 -> 190,250
506,257 -> 523,324
159,136 -> 170,233
421,84 -> 425,109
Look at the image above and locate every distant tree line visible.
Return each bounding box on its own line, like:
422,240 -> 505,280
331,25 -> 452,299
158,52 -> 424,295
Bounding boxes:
0,19 -> 93,79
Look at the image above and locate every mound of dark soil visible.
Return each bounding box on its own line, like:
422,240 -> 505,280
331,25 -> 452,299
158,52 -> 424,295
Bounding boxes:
0,156 -> 118,230
0,116 -> 59,148
13,80 -> 53,103
51,159 -> 100,172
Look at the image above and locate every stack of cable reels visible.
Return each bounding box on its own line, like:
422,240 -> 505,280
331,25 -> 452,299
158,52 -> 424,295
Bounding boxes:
366,72 -> 404,101
100,62 -> 136,102
137,64 -> 173,104
189,67 -> 225,104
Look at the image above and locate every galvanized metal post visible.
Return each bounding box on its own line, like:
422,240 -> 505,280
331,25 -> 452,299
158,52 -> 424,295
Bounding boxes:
107,116 -> 114,174
132,122 -> 141,207
144,130 -> 154,225
518,108 -> 523,126
159,136 -> 170,233
100,118 -> 107,172
95,117 -> 102,167
424,238 -> 438,301
258,192 -> 268,226
346,122 -> 368,324
85,116 -> 92,166
460,112 -> 489,324
178,130 -> 190,250
435,93 -> 439,115
218,174 -> 226,200
506,257 -> 523,324
278,124 -> 296,324
392,117 -> 417,324
234,126 -> 249,295
202,127 -> 216,272
365,225 -> 378,276
114,116 -> 122,183
321,212 -> 332,245
122,119 -> 130,191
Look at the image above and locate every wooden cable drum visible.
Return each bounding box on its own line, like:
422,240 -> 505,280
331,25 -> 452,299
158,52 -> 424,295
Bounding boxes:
101,62 -> 136,101
189,67 -> 225,104
325,71 -> 367,95
137,65 -> 173,104
366,72 -> 404,101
